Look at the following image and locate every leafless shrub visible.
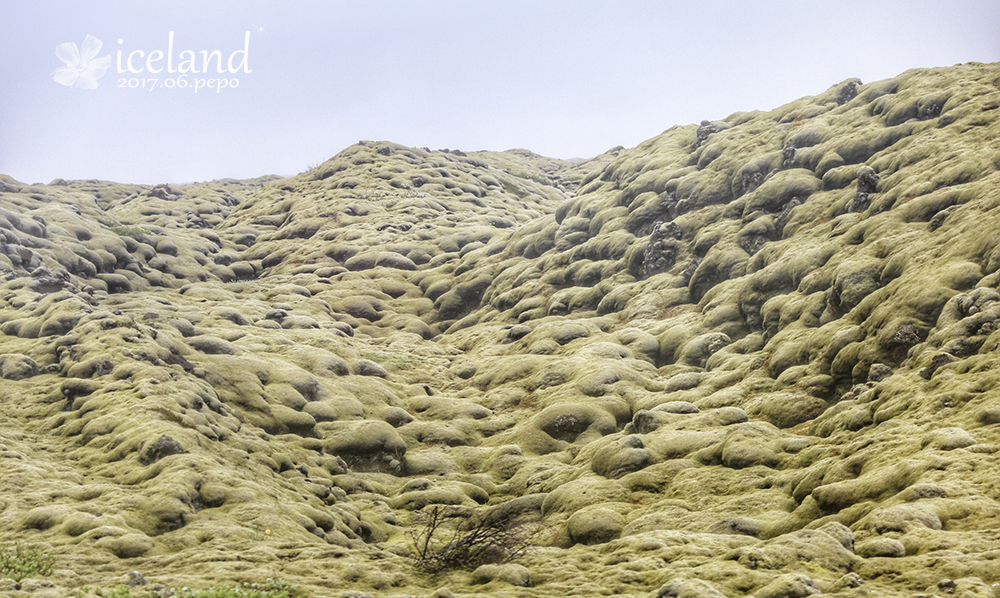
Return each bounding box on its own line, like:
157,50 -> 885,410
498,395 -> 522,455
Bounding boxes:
407,505 -> 540,574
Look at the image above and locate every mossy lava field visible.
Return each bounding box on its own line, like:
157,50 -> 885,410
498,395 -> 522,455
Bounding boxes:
2,62 -> 1000,598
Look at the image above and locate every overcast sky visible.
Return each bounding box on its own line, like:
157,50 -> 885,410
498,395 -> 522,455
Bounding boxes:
1,0 -> 998,185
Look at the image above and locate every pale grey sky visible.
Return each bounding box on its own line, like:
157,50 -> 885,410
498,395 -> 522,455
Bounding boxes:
1,1 -> 998,184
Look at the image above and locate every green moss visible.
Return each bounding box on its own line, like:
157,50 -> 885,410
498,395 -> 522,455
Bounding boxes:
109,225 -> 154,237
76,580 -> 300,598
0,542 -> 54,582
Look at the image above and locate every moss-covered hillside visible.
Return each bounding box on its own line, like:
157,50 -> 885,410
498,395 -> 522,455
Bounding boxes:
1,62 -> 999,598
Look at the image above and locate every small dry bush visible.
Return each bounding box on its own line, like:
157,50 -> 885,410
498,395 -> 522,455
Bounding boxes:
407,505 -> 539,574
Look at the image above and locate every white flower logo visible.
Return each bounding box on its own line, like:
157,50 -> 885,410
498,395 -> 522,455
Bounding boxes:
53,35 -> 112,89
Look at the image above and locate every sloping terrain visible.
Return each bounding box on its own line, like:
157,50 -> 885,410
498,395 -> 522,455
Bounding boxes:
1,61 -> 999,598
